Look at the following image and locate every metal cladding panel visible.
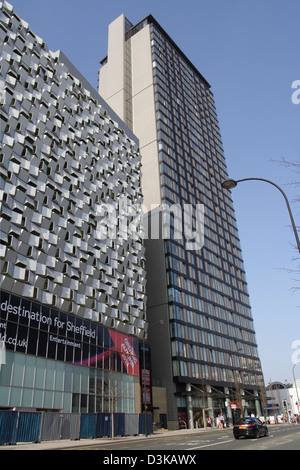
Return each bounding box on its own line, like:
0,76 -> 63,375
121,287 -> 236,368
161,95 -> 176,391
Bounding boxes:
125,413 -> 139,435
0,1 -> 147,339
40,412 -> 61,441
60,413 -> 80,440
16,412 -> 42,443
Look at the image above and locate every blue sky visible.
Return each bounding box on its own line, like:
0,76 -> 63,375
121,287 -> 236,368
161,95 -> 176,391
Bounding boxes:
8,0 -> 299,383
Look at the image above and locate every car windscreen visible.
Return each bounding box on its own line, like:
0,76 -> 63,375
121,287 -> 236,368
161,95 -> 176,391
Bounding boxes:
236,417 -> 257,425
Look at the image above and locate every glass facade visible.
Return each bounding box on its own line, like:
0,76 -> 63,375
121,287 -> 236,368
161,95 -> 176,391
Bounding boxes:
103,16 -> 266,426
148,20 -> 264,389
0,290 -> 139,412
0,351 -> 136,413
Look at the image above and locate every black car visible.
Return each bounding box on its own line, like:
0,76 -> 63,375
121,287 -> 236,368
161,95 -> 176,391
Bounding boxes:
233,417 -> 268,439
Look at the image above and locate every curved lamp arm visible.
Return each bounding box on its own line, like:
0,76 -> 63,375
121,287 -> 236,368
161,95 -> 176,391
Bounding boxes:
222,177 -> 300,253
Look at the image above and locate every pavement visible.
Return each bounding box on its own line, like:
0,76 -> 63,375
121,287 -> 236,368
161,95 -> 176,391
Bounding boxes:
1,424 -> 292,450
0,426 -> 222,451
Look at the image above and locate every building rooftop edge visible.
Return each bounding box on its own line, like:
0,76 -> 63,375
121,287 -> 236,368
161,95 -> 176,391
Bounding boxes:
127,13 -> 211,90
57,50 -> 139,144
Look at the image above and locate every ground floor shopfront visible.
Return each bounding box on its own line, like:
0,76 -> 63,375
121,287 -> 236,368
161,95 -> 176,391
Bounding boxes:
0,290 -> 143,414
0,351 -> 140,413
176,384 -> 263,429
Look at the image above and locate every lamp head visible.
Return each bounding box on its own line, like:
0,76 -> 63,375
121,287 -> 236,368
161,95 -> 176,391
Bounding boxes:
221,179 -> 238,189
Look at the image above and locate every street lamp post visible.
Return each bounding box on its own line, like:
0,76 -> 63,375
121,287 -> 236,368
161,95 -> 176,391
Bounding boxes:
221,178 -> 300,253
292,362 -> 300,416
228,348 -> 243,425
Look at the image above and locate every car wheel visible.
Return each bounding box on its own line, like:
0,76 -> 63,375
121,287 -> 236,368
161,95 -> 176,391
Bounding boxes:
254,428 -> 260,439
234,435 -> 239,440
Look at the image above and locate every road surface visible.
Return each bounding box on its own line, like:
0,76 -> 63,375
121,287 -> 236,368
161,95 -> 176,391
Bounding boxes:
61,423 -> 299,451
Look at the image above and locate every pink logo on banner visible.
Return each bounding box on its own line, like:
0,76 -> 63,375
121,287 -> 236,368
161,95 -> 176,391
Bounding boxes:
108,330 -> 139,376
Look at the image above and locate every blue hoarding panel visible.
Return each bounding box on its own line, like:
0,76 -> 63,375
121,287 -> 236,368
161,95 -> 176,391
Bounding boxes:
139,413 -> 153,435
95,413 -> 111,437
16,412 -> 42,443
79,413 -> 96,439
113,413 -> 125,436
0,411 -> 18,445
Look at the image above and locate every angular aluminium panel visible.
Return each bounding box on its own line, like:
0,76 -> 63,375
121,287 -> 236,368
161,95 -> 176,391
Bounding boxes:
0,1 -> 147,338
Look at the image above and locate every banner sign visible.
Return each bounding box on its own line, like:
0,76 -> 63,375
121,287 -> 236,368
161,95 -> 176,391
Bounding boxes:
141,369 -> 151,405
108,330 -> 139,376
0,290 -> 139,375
